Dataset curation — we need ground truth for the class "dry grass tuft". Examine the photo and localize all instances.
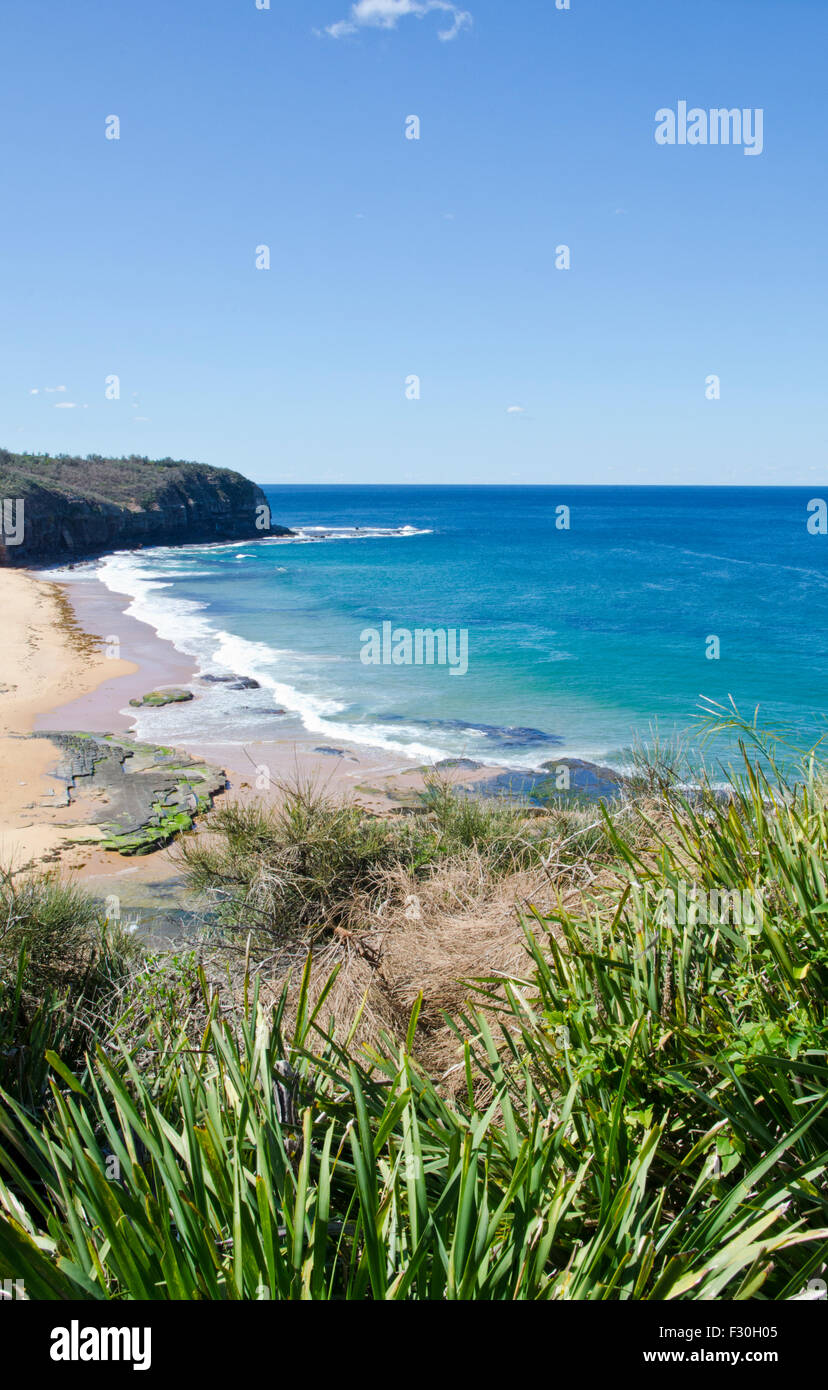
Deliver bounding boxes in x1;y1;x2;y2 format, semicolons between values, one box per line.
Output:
245;850;607;1094
181;777;644;1091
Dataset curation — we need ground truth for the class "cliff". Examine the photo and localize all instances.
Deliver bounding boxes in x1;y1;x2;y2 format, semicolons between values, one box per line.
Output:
0;451;291;566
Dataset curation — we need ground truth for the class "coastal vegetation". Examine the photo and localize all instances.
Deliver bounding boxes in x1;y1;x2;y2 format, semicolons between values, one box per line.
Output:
0;709;826;1299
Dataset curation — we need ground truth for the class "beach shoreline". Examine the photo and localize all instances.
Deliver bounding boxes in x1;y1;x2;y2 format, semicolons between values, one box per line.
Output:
0;564;425;937
0;568;140;871
48;568;438;806
0;565;432;893
0;560;625;940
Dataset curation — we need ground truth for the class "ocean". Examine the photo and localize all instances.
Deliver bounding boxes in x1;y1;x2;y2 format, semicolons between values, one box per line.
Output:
72;485;827;776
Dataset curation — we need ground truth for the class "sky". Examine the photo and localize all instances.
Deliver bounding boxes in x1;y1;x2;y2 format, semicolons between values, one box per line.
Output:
1;0;826;485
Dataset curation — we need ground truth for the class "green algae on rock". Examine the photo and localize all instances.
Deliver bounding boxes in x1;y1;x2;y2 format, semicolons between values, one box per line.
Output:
29;731;226;855
129;689;194;708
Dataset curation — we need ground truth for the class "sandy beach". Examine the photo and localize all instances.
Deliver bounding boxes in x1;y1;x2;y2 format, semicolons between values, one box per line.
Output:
0;566;429;907
0;570;139;869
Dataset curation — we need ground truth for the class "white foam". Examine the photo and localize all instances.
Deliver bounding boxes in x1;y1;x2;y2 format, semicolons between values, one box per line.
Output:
201;631;451;759
286;525;432;542
96;553;216;660
93;552;449;759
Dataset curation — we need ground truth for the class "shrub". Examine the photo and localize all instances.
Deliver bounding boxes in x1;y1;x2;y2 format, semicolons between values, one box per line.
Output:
0;870;137;1109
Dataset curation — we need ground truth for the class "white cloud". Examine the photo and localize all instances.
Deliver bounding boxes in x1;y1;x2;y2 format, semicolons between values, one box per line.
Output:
506;405;525;414
54;401;77;409
325;1;472;41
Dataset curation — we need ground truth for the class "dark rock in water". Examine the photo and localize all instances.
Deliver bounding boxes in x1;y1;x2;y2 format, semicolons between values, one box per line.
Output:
129;688;194;708
201;673;260;690
445;756;627;807
451;771;545;804
314;746;347;757
377;713;563;750
491;726;563;749
536;757;628;799
435;758;483;771
541;756;626;778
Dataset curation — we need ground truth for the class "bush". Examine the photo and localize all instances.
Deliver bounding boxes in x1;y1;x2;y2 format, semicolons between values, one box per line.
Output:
0;870;137;1109
179;777;561;943
178;783;415;942
0;932;824;1299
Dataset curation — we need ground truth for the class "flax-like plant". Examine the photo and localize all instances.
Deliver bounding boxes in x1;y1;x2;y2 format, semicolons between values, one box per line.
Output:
0;956;824;1298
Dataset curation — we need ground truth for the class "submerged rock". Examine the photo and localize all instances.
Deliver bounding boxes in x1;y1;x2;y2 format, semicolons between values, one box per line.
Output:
377;714;564;751
200;674;261;690
435;758;483;771
444;757;627;807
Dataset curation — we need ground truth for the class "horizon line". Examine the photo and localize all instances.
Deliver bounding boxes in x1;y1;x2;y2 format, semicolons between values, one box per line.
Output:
255;481;823;489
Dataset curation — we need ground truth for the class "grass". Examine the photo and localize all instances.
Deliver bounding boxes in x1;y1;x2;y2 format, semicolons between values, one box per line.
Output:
176;773;607;949
0;710;826;1299
178;784;411;942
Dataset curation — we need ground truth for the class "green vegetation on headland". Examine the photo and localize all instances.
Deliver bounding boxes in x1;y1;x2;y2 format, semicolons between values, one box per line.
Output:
0;708;826;1299
0;449;291;565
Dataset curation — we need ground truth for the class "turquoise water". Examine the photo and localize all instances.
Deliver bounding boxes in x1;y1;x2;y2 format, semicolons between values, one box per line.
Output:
87;486;828;773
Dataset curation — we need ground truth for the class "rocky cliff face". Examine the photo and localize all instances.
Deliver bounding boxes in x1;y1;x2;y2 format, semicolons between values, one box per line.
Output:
0;452;291;565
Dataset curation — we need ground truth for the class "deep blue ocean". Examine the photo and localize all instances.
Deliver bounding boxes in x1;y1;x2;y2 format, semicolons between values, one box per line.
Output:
82;486;828;775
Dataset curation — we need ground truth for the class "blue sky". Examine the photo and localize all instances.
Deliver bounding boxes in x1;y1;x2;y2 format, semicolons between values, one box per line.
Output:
1;0;826;485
